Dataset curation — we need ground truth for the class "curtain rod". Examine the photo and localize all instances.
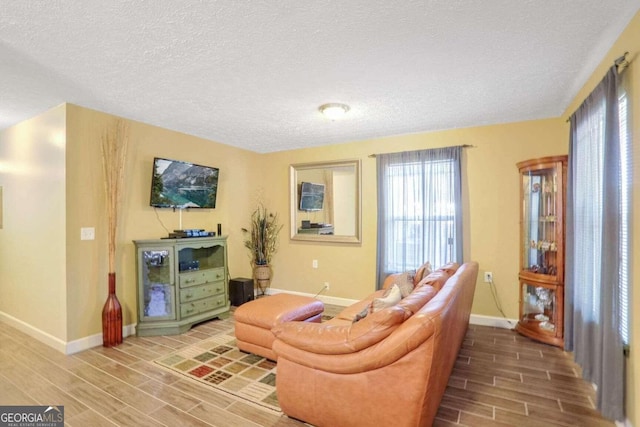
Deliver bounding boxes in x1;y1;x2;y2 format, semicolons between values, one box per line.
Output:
615;51;630;68
368;144;475;158
566;52;631;122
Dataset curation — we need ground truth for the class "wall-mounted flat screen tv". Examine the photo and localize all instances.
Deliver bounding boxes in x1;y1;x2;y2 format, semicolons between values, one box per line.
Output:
299;182;325;211
150;157;219;209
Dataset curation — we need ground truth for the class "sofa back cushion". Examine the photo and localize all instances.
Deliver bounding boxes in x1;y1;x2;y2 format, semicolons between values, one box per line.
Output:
397;284;437;315
438;262;460;276
272;305;410;355
417;269;451;291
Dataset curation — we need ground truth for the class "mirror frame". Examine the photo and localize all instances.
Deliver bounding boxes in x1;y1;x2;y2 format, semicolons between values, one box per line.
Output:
289;159;362;243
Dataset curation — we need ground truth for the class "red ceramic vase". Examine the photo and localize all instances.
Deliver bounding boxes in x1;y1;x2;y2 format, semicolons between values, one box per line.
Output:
102;272;123;347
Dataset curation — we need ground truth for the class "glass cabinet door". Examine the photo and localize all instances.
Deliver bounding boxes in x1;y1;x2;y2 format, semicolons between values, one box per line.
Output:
139;248;176;321
520;281;558;333
521;164;561;280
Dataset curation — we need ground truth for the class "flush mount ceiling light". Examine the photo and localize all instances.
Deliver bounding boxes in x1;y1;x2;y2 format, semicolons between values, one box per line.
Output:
318;103;350;120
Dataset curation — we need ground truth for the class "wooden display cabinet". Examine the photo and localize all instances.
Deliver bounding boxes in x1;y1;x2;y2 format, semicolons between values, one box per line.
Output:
516;156;567;347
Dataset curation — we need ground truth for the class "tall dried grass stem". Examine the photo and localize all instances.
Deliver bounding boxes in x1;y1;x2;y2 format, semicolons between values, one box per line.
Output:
100;120;130;273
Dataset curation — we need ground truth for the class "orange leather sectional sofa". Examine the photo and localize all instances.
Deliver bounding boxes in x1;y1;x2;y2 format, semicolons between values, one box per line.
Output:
272;261;479;427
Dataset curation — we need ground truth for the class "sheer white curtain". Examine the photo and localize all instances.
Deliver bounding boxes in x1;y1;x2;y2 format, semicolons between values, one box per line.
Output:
565;65;631;421
376;146;462;288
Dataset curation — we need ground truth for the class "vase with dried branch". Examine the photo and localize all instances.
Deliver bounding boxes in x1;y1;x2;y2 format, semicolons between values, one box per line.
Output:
101;120;129;347
241;205;283;296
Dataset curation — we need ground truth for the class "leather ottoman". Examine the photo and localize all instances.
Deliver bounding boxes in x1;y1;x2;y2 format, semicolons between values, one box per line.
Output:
234;293;324;360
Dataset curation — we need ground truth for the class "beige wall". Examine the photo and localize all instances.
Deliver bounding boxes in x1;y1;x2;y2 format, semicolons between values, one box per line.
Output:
562;10;639;426
261;118;567;308
0;104;67;341
64;104;259;341
0;103;260;345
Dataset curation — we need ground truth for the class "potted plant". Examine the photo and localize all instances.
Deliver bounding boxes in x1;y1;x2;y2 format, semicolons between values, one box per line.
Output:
242;204;283;296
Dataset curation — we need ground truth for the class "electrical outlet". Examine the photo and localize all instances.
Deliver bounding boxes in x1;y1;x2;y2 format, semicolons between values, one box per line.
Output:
484;272;493;283
324;282;330;290
312;259;318;269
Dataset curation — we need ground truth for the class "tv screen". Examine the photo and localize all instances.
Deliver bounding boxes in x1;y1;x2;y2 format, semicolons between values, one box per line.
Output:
299;182;325;211
150;157;219;208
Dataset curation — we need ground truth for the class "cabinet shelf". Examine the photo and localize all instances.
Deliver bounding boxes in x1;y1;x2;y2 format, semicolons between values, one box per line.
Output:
134;236;230;336
516;155;566;348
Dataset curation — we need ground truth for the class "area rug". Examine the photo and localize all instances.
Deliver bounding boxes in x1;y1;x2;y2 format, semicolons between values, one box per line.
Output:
155;332;281;412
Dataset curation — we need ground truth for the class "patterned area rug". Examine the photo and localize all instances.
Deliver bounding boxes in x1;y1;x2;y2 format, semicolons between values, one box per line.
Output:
155;333;281;412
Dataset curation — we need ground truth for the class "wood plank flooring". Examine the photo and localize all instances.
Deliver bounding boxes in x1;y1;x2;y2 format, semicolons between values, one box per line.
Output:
437;324;614;427
0;306;614;426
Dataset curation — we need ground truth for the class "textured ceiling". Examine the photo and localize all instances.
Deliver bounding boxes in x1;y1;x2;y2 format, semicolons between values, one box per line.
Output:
1;1;639;153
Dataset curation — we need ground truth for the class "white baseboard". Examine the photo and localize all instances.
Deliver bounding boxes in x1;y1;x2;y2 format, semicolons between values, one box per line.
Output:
65;324;137;355
0;310;136;355
469;314;517;330
0;311;67;353
266;287;357;307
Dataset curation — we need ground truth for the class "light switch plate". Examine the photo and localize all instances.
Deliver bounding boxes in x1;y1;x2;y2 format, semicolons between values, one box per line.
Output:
80;227;95;240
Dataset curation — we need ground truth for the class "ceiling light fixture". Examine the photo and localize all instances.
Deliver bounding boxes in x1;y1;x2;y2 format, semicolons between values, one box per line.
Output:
319;103;350;120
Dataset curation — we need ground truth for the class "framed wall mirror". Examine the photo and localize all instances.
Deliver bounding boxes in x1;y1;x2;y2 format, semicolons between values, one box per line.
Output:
290;159;362;243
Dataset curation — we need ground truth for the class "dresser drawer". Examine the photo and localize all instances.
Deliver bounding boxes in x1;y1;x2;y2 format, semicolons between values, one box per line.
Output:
179;282;225;302
180;294;227;318
179;268;224;288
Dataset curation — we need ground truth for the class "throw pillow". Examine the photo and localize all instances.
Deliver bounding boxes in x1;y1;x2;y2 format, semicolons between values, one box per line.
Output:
371;284;402;312
393;271;415;298
414;261;433;285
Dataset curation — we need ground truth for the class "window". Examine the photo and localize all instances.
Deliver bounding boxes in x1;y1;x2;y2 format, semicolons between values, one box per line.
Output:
376;146;462;287
565;65;631;421
618;87;631;345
